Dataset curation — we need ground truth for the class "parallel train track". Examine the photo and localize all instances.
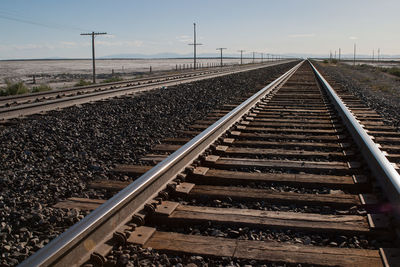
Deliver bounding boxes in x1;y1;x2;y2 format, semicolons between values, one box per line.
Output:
21;60;400;266
0;61;290;121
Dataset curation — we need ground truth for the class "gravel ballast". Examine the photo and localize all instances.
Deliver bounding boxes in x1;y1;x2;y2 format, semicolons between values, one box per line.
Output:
314;61;400;131
0;62;297;265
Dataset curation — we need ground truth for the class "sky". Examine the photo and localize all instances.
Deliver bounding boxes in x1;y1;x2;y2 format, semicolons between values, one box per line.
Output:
0;0;399;59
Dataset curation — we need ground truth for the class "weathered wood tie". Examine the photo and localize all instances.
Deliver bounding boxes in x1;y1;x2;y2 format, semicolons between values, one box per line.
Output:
138;230;392;267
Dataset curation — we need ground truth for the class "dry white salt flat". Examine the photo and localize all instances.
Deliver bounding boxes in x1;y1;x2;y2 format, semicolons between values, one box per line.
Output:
0;58;259;89
341;60;400;68
0;58;250;79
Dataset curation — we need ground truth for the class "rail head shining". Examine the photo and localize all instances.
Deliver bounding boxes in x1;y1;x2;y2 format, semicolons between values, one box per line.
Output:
20;62;303;266
309;60;400;220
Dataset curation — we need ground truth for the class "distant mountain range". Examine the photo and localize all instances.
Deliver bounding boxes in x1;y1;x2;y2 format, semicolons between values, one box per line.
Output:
101;52;192;59
2;52;400;61
100;52;252;59
100;52;400;60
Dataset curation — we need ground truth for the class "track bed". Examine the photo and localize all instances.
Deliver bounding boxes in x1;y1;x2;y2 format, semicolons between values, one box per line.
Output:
22;61;400;266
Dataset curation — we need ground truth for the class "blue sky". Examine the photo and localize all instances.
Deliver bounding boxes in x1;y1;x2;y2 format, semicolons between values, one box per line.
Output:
0;0;399;59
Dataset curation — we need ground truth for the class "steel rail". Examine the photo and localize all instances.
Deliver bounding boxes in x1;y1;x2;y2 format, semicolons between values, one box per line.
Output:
1;61;294;121
309;60;400;220
19;61;304;267
0;61;291;106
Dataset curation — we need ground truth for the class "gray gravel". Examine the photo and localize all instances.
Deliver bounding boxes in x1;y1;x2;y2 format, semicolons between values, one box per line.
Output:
314;61;400;131
105;244;306;267
0;62;297;266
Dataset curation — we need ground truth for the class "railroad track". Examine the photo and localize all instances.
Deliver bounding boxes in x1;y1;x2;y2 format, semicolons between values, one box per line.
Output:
0;68;219;107
21;60;400;266
0;61;291;121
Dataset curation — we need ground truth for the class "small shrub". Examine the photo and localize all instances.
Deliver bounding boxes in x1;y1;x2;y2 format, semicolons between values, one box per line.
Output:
32;84;52;93
323;59;338;64
102;77;123;83
74;79;92;87
0;80;29;96
386;67;400;77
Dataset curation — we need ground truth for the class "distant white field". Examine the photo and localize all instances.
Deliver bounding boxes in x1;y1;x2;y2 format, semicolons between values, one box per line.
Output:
0;58;255;79
341;60;400;68
0;57;269;89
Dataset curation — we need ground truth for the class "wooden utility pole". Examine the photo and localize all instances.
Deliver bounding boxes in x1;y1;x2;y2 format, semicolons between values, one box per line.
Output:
238;50;245;65
353;43;356;66
216;48;227;67
188;23;203;69
378;48;380;62
80;31;107;83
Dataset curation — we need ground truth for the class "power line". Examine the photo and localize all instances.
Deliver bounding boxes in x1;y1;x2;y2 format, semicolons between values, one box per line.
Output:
0;10;90;32
216;48;227;67
188;23;203;70
80;32;107;83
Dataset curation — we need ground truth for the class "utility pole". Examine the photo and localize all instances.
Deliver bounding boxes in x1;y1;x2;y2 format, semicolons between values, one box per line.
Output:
238;50;245;65
80;31;107;83
188;23;203;69
378;48;380;62
252;52;255;63
216;48;227;67
339;48;341;62
353;43;356;66
261;53;263;63
335;50;337;59
372;49;374;61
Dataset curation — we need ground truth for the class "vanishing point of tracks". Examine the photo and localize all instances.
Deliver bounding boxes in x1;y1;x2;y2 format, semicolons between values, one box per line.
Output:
0;62;288;121
21;60;400;266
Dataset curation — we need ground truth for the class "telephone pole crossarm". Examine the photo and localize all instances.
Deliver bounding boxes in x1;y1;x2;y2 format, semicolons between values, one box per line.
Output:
80;32;107;36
